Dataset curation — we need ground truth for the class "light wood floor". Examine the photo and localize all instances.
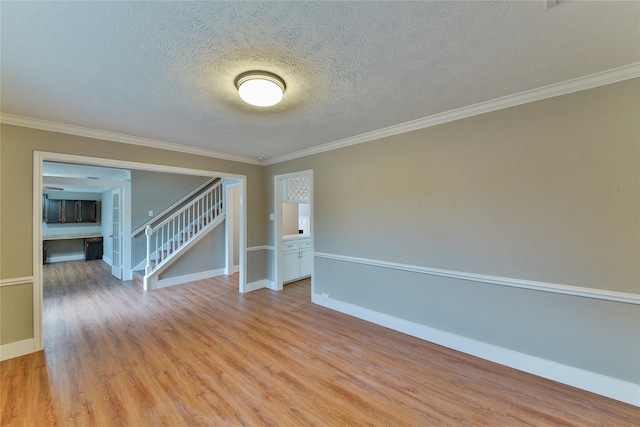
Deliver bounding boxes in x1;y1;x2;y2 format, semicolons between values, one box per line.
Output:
1;261;638;426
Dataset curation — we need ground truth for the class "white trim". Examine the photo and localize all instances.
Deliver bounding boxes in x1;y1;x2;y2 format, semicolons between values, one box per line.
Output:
35;152;247;181
315;252;640;305
131;259;146;273
101;255;113;267
1;113;261;165
266;63;640;164
156;268;225;289
0;339;36;362
312;293;640;406
46;254;86;263
237;178;248;293
0;276;33;287
247;245;274;252
224;184;234;276
243;279;273;293
33;155;44;351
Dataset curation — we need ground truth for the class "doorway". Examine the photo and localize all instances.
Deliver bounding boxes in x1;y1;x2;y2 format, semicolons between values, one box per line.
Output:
273;170;314;292
225;180;240;276
110;188;123;279
33;151;248;352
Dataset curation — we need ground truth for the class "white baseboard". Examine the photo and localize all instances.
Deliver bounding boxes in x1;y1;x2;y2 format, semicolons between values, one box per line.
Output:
157;268;225;289
131;259;146;272
266;279;279;291
101;255;113;266
243;279;273;293
0;338;36;361
224;265;240;275
46;254;85;263
312;293;640;407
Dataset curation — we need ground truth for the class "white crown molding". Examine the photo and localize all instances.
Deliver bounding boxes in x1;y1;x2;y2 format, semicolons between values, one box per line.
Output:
266;62;640;165
2;63;638;166
0;114;262;165
315;252;640;305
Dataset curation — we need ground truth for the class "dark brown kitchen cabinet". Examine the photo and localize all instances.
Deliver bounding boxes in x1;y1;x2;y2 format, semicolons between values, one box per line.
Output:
84;237;103;260
44;198;63;223
44;196;98;223
64;200;79;223
79;200;98;223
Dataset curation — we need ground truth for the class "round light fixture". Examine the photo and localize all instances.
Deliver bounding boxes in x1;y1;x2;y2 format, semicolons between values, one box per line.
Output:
235;71;286;107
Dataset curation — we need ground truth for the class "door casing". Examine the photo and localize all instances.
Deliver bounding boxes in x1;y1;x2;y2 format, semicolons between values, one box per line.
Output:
273;169;314;292
33;151;247;351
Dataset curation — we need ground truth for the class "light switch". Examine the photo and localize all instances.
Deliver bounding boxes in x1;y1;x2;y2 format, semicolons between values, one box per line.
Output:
148;210;154;217
269;213;275;220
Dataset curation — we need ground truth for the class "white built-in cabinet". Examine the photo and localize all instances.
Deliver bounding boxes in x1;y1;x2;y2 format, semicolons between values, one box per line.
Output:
283;237;312;283
281;173;312;286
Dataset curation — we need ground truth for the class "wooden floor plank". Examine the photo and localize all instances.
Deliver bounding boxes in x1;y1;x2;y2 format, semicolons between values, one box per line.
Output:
1;260;638;426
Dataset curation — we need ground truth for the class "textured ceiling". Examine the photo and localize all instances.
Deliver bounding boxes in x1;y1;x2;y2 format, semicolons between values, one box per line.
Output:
1;1;639;161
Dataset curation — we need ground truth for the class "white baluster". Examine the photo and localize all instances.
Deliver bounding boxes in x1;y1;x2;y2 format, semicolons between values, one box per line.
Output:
145;225;153;275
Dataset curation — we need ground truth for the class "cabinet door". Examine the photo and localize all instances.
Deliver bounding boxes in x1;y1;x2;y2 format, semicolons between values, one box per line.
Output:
45;199;63;223
85;237;103;260
282;251;300;282
299;249;312;278
64;200;79;223
79;201;97;223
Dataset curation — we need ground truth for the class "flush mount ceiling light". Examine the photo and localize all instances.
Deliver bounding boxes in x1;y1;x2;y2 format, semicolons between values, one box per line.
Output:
235;71;286;107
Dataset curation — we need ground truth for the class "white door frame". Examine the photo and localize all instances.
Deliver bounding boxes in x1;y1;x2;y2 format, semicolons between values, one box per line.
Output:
273;169;313;292
224;181;240;275
111;188;124;279
33;151;248;351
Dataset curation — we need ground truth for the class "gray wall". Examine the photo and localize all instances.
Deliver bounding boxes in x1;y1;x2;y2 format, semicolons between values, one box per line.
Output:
130;170;211;231
282;202;299;235
159;222;226;280
265;78;640;383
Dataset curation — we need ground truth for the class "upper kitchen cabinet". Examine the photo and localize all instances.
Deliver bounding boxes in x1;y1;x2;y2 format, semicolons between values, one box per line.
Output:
44;196;98;223
79;200;98;223
283;175;310;203
44;198;63;223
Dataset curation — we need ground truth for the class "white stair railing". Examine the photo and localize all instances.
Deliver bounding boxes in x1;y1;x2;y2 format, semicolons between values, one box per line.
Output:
145;180;223;279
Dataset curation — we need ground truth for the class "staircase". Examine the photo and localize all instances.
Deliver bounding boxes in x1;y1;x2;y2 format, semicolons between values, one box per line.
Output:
143;180;224;290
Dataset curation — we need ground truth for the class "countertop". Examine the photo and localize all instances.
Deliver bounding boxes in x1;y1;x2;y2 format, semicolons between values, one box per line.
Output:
43;233;103;241
283;233;311;241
